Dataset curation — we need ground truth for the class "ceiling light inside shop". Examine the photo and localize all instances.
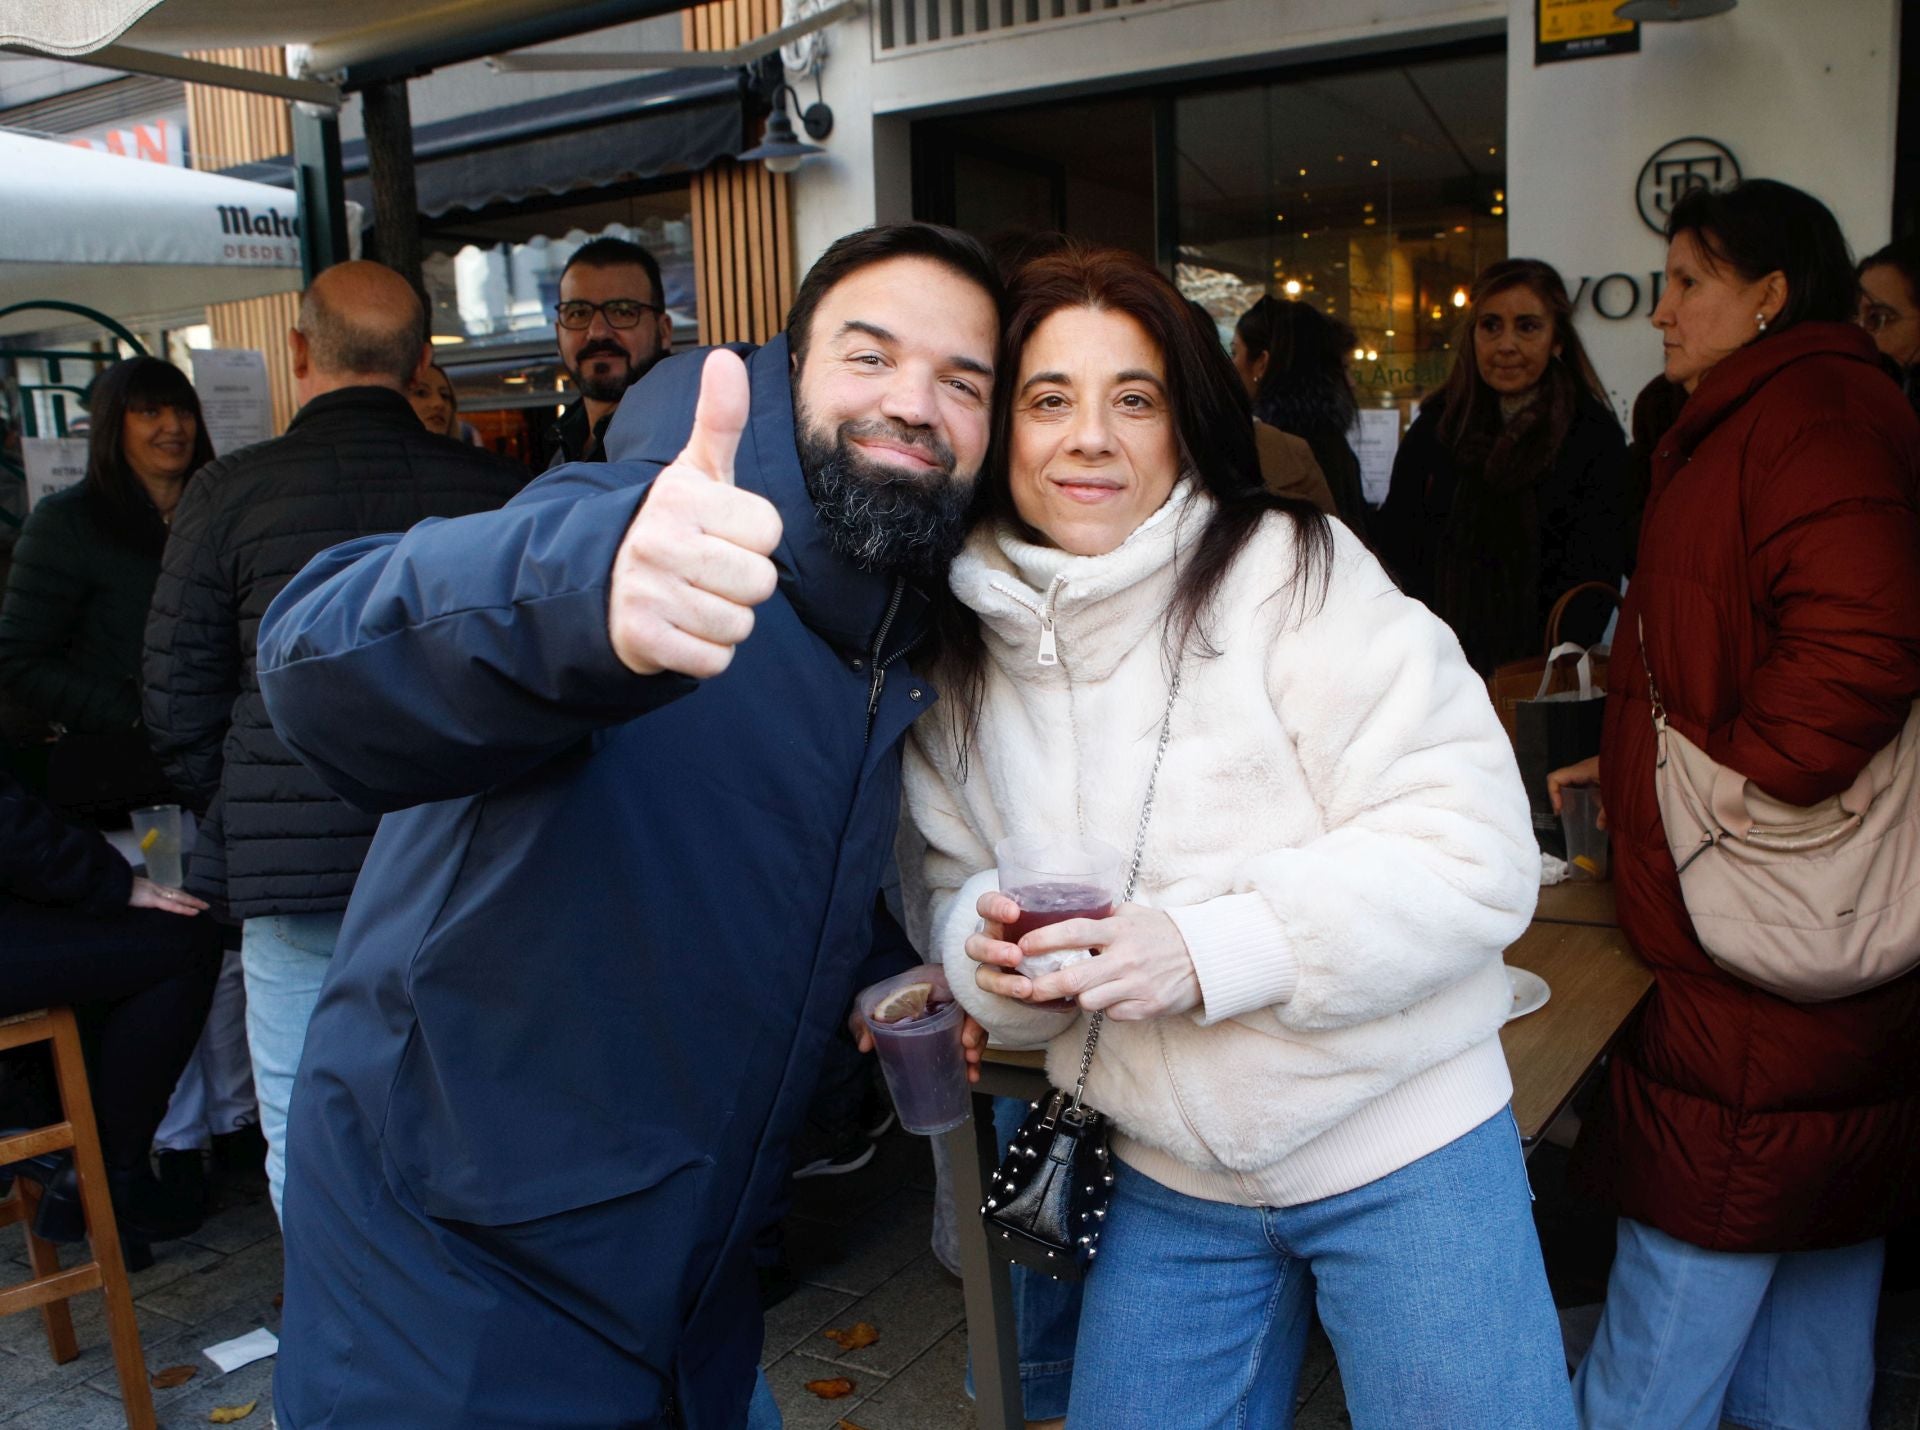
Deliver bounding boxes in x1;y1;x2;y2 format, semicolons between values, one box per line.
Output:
1491;205;1505;216
430;335;462;346
1489;146;1498;155
1283;280;1303;296
1299;167;1307;176
1364;218;1376;226
1495;191;1505;202
1432;307;1445;320
504;374;529;385
1370;159;1380;167
1353;347;1366;361
1452;289;1470;308
1454;224;1468;234
1363;203;1374;213
1365;349;1379;360
1384;329;1396;338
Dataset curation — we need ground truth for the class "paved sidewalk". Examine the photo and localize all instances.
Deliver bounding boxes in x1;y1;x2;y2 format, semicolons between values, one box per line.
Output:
3;1129;1917;1427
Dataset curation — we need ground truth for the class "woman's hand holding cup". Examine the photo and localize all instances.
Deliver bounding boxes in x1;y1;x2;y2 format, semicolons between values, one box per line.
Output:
967;889;1201;1022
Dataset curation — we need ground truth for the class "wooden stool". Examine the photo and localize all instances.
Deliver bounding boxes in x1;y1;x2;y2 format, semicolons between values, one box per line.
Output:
0;1007;156;1429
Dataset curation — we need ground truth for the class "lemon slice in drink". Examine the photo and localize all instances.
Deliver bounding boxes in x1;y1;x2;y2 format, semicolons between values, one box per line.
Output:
870;982;936;1024
140;827;161;853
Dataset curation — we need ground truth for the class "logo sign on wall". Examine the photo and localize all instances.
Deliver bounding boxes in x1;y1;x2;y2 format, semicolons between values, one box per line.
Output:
1637;138;1741;235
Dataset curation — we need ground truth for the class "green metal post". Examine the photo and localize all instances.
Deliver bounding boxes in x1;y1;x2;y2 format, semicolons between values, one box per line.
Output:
293;103;349;284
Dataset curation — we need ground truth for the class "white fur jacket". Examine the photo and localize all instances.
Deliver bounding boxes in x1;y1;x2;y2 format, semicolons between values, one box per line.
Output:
900;484;1540;1206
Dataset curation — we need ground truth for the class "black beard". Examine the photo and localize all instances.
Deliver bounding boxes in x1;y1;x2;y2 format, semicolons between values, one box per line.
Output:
794;406;976;583
570;343;658;404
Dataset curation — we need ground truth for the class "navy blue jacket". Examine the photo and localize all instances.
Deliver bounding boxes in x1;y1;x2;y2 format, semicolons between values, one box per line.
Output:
257;336;933;1428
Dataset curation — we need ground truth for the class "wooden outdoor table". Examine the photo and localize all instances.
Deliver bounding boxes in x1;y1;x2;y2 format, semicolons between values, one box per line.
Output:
942;890;1653;1430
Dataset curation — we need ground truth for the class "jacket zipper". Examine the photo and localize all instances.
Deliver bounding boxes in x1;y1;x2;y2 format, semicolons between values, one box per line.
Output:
863;577;907;745
988;574;1069;666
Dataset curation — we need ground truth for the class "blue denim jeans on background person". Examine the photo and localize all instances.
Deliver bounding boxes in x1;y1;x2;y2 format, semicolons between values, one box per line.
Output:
1065;1108;1575;1430
961;1094;1084;1420
240;911;342;1218
1573;1217;1884;1430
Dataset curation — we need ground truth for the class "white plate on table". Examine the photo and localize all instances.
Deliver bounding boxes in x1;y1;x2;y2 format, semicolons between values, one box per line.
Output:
1505;967;1550;1022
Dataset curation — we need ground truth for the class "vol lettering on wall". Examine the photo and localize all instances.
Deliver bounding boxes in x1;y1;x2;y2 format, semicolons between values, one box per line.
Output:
1536;0;1639;64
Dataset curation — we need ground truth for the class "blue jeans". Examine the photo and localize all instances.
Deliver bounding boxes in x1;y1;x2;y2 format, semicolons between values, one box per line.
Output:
241;911;342;1218
1573;1218;1883;1430
1067;1109;1575;1429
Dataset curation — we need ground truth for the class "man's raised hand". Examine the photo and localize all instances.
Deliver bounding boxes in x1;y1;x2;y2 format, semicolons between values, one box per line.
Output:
610;349;783;678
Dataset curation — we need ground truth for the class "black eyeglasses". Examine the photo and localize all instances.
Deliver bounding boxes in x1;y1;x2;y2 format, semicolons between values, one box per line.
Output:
554;299;663;330
1859;301;1917;335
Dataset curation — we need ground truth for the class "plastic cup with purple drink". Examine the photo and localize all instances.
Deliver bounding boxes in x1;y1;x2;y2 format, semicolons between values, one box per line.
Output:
856;964;970;1135
994;833;1125;981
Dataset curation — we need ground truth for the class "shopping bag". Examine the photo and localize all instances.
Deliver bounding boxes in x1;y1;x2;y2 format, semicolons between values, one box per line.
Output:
1513;644;1607;859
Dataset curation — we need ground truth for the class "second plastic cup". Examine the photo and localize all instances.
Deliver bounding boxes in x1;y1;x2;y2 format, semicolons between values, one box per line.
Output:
1560;785;1610;880
132;803;184;887
857;964;969;1136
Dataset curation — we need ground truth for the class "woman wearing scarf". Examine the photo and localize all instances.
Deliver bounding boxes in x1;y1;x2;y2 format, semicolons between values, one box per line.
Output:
1374;259;1628;674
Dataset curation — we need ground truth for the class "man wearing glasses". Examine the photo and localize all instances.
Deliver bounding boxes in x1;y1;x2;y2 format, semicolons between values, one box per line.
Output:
544;236;674;470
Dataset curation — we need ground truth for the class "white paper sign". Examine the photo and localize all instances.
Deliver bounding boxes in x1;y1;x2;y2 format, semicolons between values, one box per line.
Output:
1352;408;1403;509
190;348;274;456
21;437;89;510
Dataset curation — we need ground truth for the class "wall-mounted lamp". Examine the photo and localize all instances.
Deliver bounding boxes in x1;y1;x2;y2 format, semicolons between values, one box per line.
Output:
741;72;832;174
1614;0;1735;18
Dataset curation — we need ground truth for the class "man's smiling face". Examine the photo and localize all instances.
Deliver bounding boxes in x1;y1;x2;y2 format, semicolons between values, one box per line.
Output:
791;255;999;578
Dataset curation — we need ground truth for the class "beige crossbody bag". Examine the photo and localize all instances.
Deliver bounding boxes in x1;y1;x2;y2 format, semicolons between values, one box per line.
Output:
1644;619;1920;1001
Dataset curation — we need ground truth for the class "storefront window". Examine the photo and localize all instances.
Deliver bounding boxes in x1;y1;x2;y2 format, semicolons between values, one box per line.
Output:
1174;52;1507;426
420;185;696;408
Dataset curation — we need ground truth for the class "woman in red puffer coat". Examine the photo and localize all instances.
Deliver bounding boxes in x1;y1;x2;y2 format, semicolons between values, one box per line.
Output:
1551;179;1920;1430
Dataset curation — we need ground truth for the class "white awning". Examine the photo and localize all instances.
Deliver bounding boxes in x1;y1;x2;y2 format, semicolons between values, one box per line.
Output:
0;130;303;336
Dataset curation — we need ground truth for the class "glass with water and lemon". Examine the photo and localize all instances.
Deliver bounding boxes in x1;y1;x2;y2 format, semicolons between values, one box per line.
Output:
856;964;969;1135
131;804;184;887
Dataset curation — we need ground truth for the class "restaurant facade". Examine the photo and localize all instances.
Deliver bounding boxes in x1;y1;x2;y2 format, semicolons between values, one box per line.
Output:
790;0;1908;425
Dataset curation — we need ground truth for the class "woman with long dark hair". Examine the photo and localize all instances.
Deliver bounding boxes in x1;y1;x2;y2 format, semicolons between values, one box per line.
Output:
0;357;211;739
1232;295;1369;529
1553;178;1920;1430
1374;258;1627;674
904;244;1571;1427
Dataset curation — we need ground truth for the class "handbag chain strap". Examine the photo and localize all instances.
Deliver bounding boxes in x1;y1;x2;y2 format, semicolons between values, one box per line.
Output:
1069;663;1182;1115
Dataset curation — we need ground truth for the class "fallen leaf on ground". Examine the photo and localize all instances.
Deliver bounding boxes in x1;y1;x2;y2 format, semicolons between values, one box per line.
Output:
150;1365;197;1389
209;1403;258;1424
835;1420;870;1430
272;1292;284;1311
804;1377;857;1399
822;1321;879;1351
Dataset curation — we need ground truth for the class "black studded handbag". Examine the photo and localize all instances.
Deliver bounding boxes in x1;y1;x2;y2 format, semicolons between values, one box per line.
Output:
979;668;1180;1281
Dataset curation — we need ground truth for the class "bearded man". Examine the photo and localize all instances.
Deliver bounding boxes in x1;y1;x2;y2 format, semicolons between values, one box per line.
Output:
257;224;1001;1430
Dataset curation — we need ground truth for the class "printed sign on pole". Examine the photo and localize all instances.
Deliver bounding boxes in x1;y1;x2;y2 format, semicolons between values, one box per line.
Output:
191;348;275;455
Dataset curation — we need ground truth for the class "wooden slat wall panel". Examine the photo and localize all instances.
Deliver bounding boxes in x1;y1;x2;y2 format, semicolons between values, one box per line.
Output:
682;0;795;345
185;48;298;431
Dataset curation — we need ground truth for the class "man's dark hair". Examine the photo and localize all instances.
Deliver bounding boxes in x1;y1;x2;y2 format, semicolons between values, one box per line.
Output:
1666;178;1858;332
559;236;665;306
297;279;425;387
784;223;1005;370
1859;233;1920;308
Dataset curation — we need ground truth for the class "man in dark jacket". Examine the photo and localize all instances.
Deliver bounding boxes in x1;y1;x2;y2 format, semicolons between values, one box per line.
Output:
258;224;1000;1429
540;236;674;470
141;260;526;1217
0;772;220;1245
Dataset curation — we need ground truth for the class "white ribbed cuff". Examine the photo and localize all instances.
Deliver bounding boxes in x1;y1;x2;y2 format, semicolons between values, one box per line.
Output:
1167;892;1298;1024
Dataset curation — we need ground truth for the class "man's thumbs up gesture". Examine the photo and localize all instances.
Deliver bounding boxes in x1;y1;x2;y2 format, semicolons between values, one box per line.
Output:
610;350;784;678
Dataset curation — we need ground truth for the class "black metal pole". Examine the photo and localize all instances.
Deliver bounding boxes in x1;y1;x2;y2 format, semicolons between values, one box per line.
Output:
292;103;349;285
360;78;425;300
